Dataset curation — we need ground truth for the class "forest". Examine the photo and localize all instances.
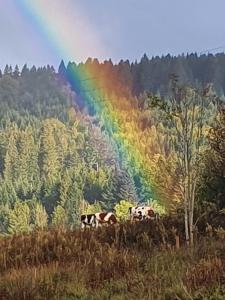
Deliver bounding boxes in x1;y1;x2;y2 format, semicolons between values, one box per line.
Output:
0;53;225;299
0;53;224;235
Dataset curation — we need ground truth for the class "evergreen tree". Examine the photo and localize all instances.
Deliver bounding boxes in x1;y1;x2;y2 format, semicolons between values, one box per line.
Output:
4;64;10;76
13;65;20;78
16;128;40;199
3;133;19;182
8;201;30;234
39;119;61;184
58;60;67;79
52;205;67;227
84;167;108;204
21;64;29;77
31;201;48;229
102;168;138;209
0;181;18;206
0;204;10;233
59;169;84;225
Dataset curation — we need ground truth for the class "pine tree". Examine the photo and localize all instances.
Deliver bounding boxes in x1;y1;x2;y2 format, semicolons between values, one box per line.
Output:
31;200;48;229
21;64;29;77
0;181;18;206
102;168;138;209
59;169;84;226
3;133;19;182
84;167;108;204
58;60;67;79
8;201;30;234
39;119;61;184
52;205;67;227
4;64;10;76
16;128;40;199
13;65;20;78
0;204;10;233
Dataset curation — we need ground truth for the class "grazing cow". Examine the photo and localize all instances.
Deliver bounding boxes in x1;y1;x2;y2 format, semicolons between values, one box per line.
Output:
80;214;98;229
128;206;158;221
128;207;137;219
145;208;158;220
95;212;117;226
128;206;149;220
81;212;117;228
128;206;143;220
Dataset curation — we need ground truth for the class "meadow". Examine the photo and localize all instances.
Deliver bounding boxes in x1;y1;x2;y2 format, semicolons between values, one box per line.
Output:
0;215;225;300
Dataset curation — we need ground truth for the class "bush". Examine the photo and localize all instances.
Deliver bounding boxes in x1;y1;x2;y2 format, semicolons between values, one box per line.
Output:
114;200;133;221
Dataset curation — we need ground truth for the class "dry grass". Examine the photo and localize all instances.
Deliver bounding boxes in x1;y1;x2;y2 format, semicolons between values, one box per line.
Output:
0;217;225;299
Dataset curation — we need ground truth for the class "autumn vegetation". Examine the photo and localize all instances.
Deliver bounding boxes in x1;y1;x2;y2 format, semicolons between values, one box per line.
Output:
0;214;225;299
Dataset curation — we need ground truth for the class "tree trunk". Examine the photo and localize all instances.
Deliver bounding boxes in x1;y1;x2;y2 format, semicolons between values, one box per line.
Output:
189;210;193;246
184;186;190;244
189;177;197;246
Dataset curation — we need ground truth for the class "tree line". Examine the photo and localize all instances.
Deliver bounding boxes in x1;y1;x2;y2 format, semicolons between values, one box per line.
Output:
0;57;224;238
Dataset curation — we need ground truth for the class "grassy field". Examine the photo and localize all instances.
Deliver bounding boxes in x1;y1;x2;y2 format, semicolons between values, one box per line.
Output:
0;217;225;300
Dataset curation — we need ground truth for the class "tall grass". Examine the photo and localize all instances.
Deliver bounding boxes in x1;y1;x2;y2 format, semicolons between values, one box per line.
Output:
0;217;225;299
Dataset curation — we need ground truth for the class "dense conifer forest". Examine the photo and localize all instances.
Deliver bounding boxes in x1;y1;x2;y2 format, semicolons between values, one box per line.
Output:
0;53;225;234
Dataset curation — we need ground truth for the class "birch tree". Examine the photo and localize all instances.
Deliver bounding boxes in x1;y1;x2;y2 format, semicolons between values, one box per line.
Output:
149;77;218;245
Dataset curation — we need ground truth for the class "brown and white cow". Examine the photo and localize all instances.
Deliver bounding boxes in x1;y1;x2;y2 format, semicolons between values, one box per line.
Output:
128;206;158;221
80;214;98;228
95;212;117;226
81;212;117;228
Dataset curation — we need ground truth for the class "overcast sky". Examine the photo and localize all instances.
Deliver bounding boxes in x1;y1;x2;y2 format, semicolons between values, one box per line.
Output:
1;0;225;69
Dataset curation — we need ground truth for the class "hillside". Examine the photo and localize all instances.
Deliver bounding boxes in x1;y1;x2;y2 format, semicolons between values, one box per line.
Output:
0;58;225;235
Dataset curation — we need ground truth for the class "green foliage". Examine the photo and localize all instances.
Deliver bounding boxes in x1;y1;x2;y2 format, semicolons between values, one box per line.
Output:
0;204;10;233
84;202;102;214
59;169;84;225
148;199;166;215
103;169;138;209
8;201;30;234
52;205;67;227
3;132;18;181
0;59;223;235
114;200;133;221
84;168;108;204
31;201;48;229
40;119;61;184
197;108;225;209
0;180;18;206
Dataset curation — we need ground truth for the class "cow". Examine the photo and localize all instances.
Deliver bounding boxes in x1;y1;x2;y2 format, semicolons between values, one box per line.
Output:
80;214;98;229
95;212;117;226
128;206;143;220
128;206;158;221
81;212;117;228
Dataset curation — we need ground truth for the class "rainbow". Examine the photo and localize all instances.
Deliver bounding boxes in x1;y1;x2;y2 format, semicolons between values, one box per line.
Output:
17;0;154;202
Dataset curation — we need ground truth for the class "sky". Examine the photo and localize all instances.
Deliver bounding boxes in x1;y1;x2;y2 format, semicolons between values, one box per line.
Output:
1;0;225;69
